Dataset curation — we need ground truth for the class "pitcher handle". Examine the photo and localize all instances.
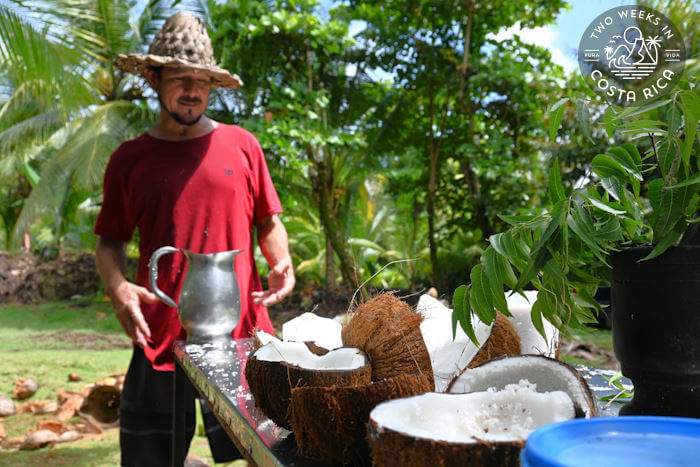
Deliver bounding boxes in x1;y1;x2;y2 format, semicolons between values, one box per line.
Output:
148;246;180;309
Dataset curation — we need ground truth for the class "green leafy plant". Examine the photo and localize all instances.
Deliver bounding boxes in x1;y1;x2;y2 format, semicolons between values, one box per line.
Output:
454;71;700;344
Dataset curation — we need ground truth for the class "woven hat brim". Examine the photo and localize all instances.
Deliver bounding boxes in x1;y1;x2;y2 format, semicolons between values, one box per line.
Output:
114;53;243;89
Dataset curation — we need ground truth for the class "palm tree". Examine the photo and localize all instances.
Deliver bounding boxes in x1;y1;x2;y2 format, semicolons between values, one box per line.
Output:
0;0;208;250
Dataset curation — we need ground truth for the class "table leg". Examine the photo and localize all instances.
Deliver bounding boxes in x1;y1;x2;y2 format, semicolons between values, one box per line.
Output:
173;362;187;467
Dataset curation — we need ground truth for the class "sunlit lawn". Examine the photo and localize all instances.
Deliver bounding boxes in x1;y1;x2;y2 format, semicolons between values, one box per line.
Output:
0;300;224;465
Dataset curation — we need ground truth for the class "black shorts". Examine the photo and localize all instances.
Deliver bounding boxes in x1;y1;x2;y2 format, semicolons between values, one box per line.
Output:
119;346;241;466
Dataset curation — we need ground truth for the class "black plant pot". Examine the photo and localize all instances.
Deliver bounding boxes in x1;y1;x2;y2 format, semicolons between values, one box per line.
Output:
611;246;700;418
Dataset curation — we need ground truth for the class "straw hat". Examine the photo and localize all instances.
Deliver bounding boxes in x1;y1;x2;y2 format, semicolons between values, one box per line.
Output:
113;12;242;88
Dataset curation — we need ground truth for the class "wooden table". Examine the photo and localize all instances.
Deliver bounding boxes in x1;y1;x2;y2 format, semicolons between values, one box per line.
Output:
172;338;630;467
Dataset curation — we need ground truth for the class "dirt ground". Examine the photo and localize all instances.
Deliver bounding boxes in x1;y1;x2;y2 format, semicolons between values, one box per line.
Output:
0;251;617;367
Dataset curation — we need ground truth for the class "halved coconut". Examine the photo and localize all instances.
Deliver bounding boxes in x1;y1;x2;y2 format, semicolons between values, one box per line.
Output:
342;293;435;389
245;341;371;429
289;372;432;464
447;354;599;417
368;381;575;467
417;295;521;391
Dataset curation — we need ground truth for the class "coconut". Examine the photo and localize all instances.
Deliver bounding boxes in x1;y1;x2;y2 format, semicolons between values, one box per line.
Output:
417;295;521;391
447;354;599;417
283;312;344;350
245;341;371;430
342;293;434;389
289;372;432;464
368;381;575;467
13;378;38;400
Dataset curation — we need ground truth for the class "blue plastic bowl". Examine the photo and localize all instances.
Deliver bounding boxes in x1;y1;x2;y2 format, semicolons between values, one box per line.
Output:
521;416;700;467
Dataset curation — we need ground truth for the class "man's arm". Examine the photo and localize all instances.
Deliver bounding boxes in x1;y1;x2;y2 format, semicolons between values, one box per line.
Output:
252;214;295;306
95;236;157;348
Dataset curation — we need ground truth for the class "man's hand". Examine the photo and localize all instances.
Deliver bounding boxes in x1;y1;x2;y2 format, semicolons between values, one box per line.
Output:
108;281;159;349
252;256;295;307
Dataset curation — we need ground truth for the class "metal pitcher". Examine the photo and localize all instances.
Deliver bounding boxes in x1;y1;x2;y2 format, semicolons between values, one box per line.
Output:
149;247;242;344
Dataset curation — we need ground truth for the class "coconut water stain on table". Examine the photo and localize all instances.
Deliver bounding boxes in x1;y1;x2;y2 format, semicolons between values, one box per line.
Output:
172;339;631;466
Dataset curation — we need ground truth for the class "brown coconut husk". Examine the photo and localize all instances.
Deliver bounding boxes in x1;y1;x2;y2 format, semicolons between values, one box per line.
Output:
367;421;524;467
245;352;371;430
342;293;434;389
79;385;121;424
289;372;432;464
467;312;521;369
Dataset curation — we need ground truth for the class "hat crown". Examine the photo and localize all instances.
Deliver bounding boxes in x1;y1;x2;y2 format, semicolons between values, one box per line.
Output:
148;12;216;67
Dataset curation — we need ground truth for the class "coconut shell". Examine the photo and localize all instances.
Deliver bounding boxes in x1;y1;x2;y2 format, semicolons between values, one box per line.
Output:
0;395;16;416
467;312;521;369
245;353;371;430
13;378;38;400
368;422;524;467
289;373;432;464
342;293;434;389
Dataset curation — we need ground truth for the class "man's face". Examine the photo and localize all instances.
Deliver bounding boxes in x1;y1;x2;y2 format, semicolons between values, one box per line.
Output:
148;67;212;126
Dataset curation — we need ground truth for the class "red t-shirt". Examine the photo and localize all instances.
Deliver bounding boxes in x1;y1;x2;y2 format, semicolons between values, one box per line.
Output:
95;123;281;370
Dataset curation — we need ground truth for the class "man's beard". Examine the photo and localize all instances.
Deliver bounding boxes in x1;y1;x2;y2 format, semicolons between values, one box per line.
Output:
159;96;204;126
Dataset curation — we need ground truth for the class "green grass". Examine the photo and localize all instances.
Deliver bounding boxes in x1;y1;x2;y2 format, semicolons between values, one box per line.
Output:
0;299;226;465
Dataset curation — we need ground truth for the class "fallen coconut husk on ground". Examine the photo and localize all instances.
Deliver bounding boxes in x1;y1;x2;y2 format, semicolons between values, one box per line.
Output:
368;381;575;467
79;385;121;425
0;395;16;416
342;293;434;389
289;372;432;464
19;429;59;450
447;355;599;418
12;378;38;400
56;389;85;421
245;341;371;429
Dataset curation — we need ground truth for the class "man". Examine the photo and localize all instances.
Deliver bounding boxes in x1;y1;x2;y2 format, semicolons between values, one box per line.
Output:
94;12;295;466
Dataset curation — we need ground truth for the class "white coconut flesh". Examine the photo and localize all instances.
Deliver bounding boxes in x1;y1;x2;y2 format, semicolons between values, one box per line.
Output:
370;381;574;443
282;312;343;350
254;341;366;370
254;329;281;346
417;294;493;392
505;291;559;357
448;355;596;417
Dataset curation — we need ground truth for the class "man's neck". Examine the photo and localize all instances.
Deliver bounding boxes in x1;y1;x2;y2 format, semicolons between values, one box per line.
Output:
148;113;218;141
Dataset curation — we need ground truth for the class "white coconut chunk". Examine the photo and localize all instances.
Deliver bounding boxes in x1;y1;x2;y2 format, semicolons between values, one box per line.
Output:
448;355;597;417
283;312;343;350
505;291;559;357
254;341;366;370
254;329;281;346
417;294;492;392
371;381;574;443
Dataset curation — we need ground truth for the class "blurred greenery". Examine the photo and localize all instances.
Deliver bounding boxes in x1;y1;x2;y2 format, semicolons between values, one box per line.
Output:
0;0;696;296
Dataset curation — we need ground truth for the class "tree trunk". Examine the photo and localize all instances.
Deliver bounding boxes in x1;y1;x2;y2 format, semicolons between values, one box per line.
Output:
325;235;335;286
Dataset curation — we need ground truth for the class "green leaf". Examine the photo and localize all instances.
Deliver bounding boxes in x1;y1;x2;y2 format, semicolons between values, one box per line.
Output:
604;105;618;138
452;284;469;339
530;296;548;339
608;146;642;181
548;98;568;142
481;248;508;314
643;221;686;261
657;137;677;178
679;91;699;167
669;173;700;190
579;193;627;215
470;264;496;325
576;98;593;142
548;159;566;204
592;154;629;181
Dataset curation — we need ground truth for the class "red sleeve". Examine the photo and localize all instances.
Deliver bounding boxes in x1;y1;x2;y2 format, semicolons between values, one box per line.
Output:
250;136;283;226
94;148;135;242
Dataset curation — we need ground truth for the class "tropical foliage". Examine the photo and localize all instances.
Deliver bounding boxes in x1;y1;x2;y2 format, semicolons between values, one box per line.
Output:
1;0;693;295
